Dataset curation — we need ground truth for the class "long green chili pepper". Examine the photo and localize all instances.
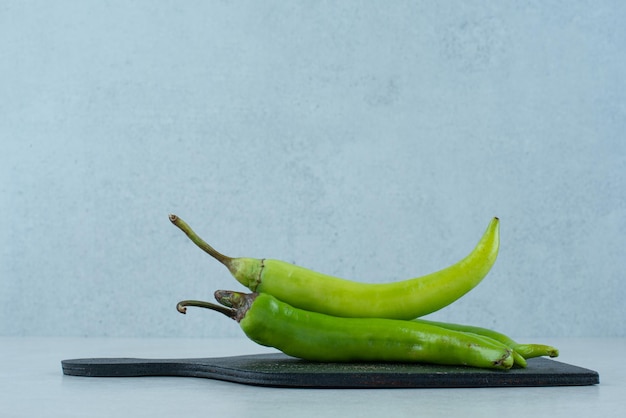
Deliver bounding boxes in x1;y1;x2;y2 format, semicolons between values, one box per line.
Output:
177;290;516;370
170;215;500;320
413;318;559;359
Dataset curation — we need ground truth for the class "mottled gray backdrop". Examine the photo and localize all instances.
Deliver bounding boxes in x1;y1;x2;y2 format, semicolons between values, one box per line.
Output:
2;1;624;338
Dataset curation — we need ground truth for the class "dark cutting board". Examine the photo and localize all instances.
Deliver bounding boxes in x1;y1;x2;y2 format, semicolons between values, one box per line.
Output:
61;353;599;388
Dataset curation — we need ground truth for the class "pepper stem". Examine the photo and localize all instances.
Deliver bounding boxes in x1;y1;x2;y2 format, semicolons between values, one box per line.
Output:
169;214;233;266
176;300;236;319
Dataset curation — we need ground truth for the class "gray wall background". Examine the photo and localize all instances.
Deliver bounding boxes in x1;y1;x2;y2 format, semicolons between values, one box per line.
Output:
1;1;624;338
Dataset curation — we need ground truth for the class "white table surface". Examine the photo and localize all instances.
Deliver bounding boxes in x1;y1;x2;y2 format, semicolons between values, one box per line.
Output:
1;337;622;418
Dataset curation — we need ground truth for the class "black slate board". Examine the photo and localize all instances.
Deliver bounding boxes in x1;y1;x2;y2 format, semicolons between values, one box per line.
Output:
61;353;599;388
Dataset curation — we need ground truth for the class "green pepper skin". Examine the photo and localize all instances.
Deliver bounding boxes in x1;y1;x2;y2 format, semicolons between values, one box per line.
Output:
170;215;499;320
414;319;559;359
212;291;514;370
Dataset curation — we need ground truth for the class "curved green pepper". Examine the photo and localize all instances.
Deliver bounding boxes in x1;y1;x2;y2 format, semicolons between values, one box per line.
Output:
177;290;516;370
170;215;499;320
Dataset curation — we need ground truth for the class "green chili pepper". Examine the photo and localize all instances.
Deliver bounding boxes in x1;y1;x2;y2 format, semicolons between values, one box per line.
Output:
413;319;559;359
170;215;500;320
177;290;515;370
